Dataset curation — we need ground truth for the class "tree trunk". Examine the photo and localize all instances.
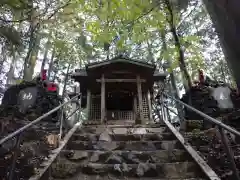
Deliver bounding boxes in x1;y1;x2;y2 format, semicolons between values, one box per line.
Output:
52;72;57;82
41;39;51;72
147;40;155;64
62;63;71;96
23;2;40;81
23;36;40;81
6;19;23;83
160;29;184;121
202;0;240;90
47;47;55;79
0;45;7;74
165;0;192;91
6;49;17;87
160;30;180;98
220;60;226;83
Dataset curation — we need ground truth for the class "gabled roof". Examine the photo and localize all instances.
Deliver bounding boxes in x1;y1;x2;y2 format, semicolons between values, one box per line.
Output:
86;55;156;70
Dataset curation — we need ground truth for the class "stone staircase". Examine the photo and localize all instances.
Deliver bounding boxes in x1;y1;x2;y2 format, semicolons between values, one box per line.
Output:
48;120;211;180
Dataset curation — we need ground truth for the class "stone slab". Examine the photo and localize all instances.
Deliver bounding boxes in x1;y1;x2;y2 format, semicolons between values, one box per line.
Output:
60;149;192;163
51;162;203;179
67;140;182;151
71;132;175;141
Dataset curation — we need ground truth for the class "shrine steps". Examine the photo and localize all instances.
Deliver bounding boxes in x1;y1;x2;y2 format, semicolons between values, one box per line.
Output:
47;121;215;180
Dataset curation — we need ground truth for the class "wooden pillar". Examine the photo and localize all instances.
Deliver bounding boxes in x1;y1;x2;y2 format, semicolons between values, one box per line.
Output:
137;75;144;123
74;83;80;121
147;90;152;121
86;89;91;120
101;74;105;123
133;96;138;124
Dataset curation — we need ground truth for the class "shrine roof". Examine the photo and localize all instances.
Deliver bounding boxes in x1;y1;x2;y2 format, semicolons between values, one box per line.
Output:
71;56;167;87
85;56;156;70
72;56;157;77
71;56;167;94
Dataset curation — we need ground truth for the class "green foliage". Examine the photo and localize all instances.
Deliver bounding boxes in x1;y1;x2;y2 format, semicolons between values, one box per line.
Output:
0;0;234;98
0;0;30;10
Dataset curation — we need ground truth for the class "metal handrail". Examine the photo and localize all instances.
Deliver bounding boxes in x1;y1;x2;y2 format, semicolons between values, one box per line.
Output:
163;92;240;137
0;92;82;180
160;92;240;180
0;93;81;145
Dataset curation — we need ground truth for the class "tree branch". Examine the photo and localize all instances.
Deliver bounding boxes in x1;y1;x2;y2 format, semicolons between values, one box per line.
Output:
0;0;72;23
126;4;158;28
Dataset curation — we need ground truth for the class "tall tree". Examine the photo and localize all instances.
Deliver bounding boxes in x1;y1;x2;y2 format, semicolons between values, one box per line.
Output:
160;29;184;119
165;0;192;91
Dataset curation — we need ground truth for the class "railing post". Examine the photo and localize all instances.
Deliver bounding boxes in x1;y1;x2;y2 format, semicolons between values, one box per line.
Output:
160;93;167;124
59;103;64;142
218;126;240;180
137;75;144;123
100;74;105;124
147;90;152;121
77;93;81;122
8;134;21;180
74;85;81;122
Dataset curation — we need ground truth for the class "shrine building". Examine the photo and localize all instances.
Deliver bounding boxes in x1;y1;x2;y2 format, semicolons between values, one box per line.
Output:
71;56;166;124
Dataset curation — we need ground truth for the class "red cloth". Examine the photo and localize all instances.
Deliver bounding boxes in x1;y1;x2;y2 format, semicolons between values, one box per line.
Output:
47;83;57;91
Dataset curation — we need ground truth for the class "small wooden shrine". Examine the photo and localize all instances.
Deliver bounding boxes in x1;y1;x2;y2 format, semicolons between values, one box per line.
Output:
71;56;166;124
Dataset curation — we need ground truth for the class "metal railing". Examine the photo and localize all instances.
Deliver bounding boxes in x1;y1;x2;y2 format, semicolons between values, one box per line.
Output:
156;92;240;180
0;92;82;180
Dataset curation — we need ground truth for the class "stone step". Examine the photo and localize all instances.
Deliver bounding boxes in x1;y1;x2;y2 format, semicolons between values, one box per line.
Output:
53;175;206;180
67;140;182;151
51;161;204;179
185;120;204;124
184;131;206;136
61;149;192;163
78;127;169;134
83;120;160;126
184;120;204;131
184;131;238;147
82;124;166;128
192;144;240;153
83;120;136;126
71;132;175;141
